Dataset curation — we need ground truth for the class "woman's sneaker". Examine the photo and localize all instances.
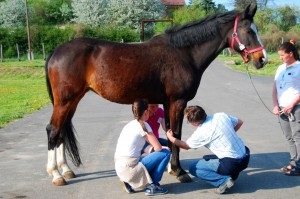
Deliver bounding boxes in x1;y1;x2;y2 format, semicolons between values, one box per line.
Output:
121;181;135;194
145;184;168;196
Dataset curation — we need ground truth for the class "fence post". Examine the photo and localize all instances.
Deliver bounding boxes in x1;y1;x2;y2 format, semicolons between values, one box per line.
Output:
16;44;20;61
0;44;2;62
42;43;46;60
27;50;34;60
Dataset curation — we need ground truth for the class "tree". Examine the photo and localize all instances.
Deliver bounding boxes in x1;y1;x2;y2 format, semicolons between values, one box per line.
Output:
0;0;26;28
274;6;297;31
234;0;255;11
154;4;206;35
254;7;274;33
107;0;165;30
234;0;269;10
45;0;73;24
30;0;73;25
72;0;108;26
199;0;216;14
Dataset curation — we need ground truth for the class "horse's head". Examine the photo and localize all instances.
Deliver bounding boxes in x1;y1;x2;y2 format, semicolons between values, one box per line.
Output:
230;3;268;69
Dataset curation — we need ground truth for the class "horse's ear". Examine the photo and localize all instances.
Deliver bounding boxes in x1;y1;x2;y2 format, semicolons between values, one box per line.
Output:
243;2;257;19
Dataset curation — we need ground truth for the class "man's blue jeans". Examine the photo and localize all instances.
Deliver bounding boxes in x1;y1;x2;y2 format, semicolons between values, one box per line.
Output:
140;148;170;185
189;158;231;187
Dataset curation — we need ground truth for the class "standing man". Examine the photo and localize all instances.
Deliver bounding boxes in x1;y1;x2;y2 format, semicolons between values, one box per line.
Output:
166;105;250;194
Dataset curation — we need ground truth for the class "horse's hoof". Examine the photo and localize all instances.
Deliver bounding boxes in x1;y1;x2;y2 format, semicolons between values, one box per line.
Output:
177;173;192;183
63;171;76;179
52;177;67;186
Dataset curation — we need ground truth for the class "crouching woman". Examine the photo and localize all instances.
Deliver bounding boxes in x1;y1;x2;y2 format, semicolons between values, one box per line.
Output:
114;99;170;196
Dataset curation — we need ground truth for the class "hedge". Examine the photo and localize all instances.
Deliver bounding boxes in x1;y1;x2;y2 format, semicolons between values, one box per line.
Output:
0;25;140;60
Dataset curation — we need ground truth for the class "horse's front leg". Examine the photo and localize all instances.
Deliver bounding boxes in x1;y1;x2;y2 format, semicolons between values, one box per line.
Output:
168;100;192;183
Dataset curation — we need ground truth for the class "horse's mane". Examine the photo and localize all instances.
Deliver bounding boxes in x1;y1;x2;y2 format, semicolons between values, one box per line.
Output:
165;11;238;47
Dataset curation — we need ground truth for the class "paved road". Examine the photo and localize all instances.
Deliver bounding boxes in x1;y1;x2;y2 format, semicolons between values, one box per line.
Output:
1;60;299;199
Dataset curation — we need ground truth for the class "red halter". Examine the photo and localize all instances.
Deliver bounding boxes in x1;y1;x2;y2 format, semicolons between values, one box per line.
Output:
230;16;264;63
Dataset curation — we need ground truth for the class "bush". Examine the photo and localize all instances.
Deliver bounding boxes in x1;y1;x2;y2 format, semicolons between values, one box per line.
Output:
83;25;139;42
30;25;76;54
0;25;140;59
4;46;16;58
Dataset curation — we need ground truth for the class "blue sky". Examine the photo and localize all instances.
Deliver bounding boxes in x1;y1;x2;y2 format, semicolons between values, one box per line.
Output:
185;0;299;10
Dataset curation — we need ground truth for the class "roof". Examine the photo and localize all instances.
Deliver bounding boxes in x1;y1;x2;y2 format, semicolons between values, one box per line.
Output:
161;0;186;6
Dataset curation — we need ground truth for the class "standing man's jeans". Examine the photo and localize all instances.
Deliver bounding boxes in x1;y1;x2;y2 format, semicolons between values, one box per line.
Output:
140;149;170;185
189;158;231;187
279;105;300;168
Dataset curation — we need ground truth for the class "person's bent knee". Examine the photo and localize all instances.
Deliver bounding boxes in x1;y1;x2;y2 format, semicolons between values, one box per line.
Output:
189;161;197;176
161;148;171;156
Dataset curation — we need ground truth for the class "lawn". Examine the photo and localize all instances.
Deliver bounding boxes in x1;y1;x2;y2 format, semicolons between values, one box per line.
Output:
217;52;280;77
0;59;50;128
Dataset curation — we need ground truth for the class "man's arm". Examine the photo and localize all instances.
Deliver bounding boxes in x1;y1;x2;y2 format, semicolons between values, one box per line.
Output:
166;129;191;150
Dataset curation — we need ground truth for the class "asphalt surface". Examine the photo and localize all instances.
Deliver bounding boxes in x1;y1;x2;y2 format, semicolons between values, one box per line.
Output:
1;60;300;199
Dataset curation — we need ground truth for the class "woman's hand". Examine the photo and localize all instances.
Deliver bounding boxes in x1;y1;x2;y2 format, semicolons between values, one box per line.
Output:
273;105;280;115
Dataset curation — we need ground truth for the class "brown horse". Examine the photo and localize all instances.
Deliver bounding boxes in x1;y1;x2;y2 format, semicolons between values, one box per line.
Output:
45;3;267;186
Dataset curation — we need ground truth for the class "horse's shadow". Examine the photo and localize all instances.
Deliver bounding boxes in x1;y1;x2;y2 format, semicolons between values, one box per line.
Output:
166;152;300;194
66;169;117;185
65;152;300;194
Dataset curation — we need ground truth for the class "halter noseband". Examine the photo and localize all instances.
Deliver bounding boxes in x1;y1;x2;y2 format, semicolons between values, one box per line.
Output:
230;16;264;63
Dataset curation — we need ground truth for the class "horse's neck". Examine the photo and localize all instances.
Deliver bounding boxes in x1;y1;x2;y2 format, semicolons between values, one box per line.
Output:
191;37;228;72
192;20;234;70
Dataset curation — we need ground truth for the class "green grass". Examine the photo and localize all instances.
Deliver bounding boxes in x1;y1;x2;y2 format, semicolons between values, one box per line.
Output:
217;52;281;77
0;52;281;128
0;59;50;128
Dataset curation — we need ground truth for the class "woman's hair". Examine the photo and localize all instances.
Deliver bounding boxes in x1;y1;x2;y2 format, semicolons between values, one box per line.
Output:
132;99;149;132
184;106;207;124
278;41;300;61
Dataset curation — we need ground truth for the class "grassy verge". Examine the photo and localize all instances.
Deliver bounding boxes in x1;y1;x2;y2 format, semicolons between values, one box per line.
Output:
0;52;281;128
0;59;50;128
217;52;281;77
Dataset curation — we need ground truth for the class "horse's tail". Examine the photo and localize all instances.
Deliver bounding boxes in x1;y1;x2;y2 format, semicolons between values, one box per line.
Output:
45;50;82;167
45;51;54;105
62;116;82;167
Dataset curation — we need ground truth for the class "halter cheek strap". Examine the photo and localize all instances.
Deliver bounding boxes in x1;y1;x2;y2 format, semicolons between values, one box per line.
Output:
230;16;264;63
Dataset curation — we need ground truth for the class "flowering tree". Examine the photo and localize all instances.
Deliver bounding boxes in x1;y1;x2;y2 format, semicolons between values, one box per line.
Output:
107;0;165;30
72;0;108;26
0;0;26;27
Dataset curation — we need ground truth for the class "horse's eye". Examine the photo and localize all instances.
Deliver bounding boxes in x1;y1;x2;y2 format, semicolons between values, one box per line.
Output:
247;29;255;35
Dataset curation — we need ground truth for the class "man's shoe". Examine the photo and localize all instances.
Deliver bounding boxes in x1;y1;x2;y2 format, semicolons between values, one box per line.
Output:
215;178;234;194
121;181;135;194
145;184;168;196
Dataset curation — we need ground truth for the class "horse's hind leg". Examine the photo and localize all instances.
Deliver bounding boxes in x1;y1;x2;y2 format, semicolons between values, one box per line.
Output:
56;142;76;179
46;143;75;185
47;92;85;186
46;104;69;186
47;146;67;186
46;98;82;186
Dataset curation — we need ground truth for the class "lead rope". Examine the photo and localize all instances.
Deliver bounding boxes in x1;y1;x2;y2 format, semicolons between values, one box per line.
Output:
244;63;274;114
